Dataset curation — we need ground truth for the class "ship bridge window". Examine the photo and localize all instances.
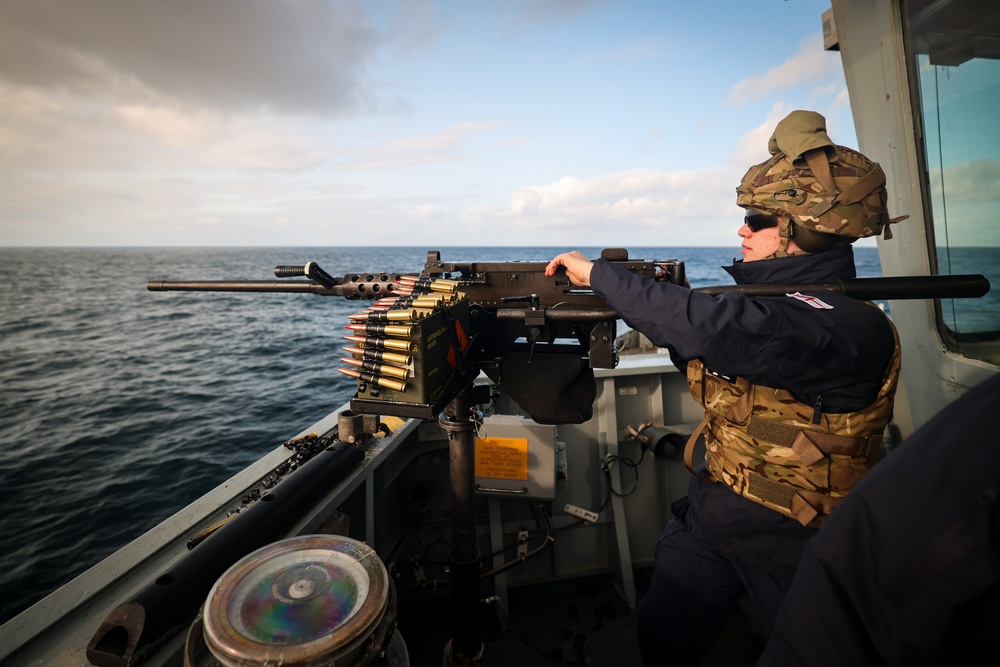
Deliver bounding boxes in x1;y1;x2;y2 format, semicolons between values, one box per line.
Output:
904;0;1000;361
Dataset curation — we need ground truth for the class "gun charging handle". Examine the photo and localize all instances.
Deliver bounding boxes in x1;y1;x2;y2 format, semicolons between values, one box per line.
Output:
274;261;337;289
659;260;686;286
500;294;541;309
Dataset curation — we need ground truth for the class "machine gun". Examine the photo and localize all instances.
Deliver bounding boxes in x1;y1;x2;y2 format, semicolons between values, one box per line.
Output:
148;249;687;424
147;248;990;426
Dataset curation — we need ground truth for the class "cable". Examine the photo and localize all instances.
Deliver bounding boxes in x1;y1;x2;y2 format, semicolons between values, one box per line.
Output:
601;442;646;498
551;439;649;537
392;500;557;591
481;501;554;577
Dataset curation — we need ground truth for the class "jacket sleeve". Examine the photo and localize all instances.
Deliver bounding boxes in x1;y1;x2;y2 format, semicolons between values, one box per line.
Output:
589;259;783;375
588;259;893;409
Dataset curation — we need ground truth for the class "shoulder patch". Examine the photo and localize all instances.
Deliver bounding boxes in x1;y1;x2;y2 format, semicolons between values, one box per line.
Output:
786;292;833;309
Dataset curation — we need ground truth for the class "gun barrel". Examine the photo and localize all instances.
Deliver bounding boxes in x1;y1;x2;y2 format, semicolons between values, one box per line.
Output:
694;274;990;300
495;307;618;322
146;280;341;295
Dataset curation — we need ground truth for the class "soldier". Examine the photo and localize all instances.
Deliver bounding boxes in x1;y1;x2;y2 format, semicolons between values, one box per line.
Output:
546;110;903;665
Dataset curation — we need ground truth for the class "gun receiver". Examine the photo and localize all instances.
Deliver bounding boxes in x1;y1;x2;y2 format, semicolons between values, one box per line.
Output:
146;249;988;424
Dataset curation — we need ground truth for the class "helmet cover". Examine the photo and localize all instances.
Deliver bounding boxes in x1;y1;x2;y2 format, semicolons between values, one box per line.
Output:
736;110;900;256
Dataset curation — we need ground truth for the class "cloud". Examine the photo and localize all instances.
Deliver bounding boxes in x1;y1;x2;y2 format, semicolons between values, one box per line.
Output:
115;105;217;150
727;102;858;171
0;171;373;246
831;86;852;110
0;0;382;116
934;160;1000;202
726;33;842;106
462;167;745;246
0;2;864;250
341;120;514;170
0;81;328;173
728;104;794;167
384;0;446;56
505;0;605;25
0;160;751;247
924;160;1000;246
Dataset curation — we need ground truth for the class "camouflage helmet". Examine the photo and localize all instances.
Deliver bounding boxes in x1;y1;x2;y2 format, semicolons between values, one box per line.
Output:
736;110;902;256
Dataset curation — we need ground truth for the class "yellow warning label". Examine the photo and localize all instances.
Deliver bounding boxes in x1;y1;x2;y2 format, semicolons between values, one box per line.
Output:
475;436;529;481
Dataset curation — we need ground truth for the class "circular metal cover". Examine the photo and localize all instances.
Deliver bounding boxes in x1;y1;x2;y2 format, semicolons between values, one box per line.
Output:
203;535;388;667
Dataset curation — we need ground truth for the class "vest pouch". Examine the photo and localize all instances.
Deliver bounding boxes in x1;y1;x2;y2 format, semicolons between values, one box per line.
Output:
687;360;752;425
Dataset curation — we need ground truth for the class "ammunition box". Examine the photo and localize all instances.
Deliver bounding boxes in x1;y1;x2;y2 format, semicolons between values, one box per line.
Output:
352;297;471;414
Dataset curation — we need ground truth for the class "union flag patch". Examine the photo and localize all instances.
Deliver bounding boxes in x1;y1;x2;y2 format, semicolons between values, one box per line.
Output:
786;292;833;309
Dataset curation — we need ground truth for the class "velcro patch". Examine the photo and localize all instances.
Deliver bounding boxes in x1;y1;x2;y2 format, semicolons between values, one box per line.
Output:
786;292;833;309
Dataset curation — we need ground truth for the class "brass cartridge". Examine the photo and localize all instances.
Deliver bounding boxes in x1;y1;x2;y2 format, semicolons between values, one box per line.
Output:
348;309;419;323
337;367;407;393
343;346;412;367
340;357;409;380
344;335;418;353
345;323;414;337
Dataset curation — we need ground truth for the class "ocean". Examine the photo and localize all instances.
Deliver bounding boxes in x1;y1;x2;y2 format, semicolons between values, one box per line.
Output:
0;245;886;624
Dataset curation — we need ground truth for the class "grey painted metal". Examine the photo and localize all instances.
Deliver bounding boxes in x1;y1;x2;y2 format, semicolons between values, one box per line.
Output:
596;375;638;612
0;409;420;666
474;416;557;500
831;0;998;436
487;496;511;613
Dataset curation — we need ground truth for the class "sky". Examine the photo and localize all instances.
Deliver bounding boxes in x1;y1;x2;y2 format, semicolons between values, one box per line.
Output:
0;0;859;248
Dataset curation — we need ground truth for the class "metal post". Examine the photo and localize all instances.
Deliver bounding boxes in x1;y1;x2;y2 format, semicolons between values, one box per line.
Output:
439;387;484;665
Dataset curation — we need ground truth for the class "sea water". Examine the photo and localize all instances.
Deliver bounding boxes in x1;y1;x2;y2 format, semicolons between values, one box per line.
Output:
0;245;885;623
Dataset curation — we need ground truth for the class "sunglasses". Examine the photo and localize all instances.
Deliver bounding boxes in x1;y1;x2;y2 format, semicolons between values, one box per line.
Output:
744;211;780;232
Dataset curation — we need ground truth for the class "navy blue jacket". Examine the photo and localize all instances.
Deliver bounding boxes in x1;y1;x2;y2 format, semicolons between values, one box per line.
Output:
589;246;894;413
590;246;897;577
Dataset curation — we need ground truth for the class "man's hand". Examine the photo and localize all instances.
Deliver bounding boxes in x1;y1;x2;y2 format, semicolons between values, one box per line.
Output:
545;251;594;287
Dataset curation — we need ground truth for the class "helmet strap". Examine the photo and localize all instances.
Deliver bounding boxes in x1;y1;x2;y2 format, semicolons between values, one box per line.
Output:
765;217;807;260
803;148;838;196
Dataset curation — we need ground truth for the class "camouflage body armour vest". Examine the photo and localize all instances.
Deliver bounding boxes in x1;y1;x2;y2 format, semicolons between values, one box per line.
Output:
685;319;900;527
